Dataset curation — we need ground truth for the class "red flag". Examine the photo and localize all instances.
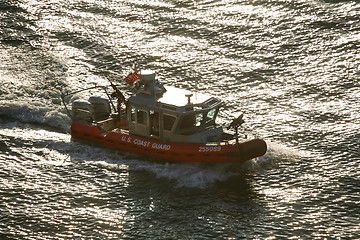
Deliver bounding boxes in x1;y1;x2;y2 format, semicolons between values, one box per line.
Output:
124;71;139;85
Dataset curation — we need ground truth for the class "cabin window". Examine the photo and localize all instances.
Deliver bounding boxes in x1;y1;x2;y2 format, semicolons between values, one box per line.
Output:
137;109;147;125
130;107;136;123
179;115;193;129
205;108;217;124
150;110;159;136
179;113;204;133
195;113;203;126
163;114;176;131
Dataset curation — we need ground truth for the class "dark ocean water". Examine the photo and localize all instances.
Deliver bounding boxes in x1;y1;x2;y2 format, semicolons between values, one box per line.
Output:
1;0;359;239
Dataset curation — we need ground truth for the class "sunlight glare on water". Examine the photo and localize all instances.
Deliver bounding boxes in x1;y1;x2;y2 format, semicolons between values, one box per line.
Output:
1;0;359;239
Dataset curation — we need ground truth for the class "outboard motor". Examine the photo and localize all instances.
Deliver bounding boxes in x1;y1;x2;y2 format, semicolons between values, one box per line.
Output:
72;101;93;123
89;97;111;121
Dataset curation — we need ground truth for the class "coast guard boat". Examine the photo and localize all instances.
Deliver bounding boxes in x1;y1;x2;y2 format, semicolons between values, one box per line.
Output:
62;69;266;163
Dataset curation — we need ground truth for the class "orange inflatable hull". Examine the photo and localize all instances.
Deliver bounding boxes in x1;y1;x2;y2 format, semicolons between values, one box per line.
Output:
71;122;267;163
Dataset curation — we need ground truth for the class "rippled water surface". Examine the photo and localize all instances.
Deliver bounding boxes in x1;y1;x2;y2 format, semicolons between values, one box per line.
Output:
1;0;359;239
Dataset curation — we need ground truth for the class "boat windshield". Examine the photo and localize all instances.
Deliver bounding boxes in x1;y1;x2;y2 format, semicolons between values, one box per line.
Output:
205;108;216;124
176;107;218;135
